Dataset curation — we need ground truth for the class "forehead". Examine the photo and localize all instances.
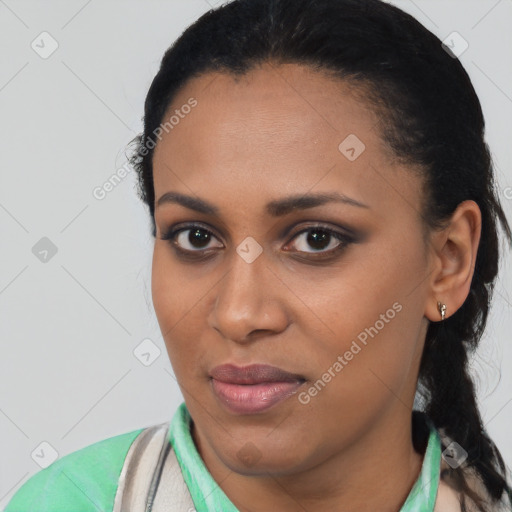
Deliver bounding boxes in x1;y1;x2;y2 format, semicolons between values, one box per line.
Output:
154;62;379;162
152;62;421;219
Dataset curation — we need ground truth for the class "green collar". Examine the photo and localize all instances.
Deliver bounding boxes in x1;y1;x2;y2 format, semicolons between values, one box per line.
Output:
169;402;441;511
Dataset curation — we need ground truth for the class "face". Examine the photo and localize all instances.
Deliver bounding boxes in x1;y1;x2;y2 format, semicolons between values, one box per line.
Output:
151;62;432;476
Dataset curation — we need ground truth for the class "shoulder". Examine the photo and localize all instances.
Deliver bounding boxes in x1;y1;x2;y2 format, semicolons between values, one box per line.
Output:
4;427;145;512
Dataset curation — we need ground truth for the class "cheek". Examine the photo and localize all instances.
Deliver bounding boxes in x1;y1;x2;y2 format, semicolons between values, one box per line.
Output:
296;302;422;447
297;233;426;406
151;244;211;375
151;244;200;329
151;245;176;329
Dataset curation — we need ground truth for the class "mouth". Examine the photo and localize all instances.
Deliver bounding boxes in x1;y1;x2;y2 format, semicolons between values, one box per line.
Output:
209;363;306;415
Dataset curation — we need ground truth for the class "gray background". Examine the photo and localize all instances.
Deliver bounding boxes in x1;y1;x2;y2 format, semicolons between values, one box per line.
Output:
1;0;511;507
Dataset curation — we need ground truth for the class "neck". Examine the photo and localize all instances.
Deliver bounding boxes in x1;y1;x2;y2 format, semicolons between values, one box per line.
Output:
192;405;427;512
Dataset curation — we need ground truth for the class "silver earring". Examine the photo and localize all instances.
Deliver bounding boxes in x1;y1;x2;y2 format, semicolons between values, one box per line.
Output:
437;301;447;321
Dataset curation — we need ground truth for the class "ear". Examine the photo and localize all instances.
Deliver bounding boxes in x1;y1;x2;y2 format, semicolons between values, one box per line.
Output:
424;200;482;322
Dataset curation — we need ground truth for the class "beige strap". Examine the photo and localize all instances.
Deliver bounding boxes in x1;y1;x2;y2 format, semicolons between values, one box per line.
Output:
112;422;195;512
151;446;195;511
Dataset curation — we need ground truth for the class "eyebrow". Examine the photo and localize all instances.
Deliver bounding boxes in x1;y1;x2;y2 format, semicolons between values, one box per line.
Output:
156;191;369;216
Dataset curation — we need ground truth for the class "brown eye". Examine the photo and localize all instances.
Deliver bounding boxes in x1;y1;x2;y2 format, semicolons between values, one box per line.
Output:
161;225;223;252
286;225;353;256
160;222;354;262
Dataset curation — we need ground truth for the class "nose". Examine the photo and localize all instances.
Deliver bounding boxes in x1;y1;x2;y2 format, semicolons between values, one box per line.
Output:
207;244;289;345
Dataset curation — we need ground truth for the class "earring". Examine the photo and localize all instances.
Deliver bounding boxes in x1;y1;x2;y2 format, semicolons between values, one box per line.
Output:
437;301;447;321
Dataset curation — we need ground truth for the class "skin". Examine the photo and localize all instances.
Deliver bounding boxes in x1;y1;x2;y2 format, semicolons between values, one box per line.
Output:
151;62;481;511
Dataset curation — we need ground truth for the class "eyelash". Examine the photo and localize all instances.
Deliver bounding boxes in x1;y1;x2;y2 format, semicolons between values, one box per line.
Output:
159;222;355;262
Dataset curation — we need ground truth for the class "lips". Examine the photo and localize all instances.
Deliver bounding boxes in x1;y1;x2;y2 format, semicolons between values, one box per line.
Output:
210;363;305;384
209;364;306;414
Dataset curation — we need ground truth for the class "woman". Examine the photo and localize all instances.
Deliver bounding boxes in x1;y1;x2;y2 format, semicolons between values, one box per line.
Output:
6;0;512;510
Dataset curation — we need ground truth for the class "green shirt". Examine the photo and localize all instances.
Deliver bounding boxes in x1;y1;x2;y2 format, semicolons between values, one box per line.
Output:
5;403;441;511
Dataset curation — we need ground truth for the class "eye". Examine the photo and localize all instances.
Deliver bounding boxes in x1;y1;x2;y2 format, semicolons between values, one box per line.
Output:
161;224;223;255
284;224;353;257
160;222;354;260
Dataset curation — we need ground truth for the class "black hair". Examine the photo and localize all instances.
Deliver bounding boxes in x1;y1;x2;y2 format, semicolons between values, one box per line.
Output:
128;0;512;509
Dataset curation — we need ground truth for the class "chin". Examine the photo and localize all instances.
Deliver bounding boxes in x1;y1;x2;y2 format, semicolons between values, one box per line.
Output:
219;439;311;477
